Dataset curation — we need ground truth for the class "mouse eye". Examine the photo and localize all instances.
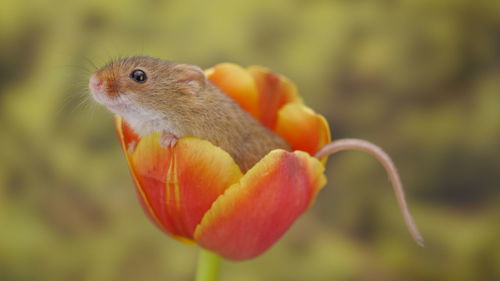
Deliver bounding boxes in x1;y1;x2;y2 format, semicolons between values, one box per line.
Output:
130;69;147;83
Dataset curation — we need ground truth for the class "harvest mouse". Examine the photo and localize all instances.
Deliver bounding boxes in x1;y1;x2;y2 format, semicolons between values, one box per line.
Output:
89;56;425;247
89;56;290;172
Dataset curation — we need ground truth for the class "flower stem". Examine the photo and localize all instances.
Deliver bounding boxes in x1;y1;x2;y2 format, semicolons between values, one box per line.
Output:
195;249;221;281
315;138;424;247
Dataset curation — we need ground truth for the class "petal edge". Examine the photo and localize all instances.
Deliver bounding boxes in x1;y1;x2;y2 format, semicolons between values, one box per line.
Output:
275;103;331;159
194;150;326;260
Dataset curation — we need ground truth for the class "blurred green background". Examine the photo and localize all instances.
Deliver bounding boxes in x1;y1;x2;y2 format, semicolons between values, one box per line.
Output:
1;0;499;280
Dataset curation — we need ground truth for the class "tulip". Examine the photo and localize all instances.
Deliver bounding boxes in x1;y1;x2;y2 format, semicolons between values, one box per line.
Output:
113;63;422;280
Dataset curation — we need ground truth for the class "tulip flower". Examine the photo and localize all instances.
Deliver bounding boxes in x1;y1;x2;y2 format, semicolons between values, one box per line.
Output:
113;63;423;280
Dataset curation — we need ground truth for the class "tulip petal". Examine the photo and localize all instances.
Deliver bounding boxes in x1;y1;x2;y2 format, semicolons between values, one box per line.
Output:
274;103;332;157
206;63;260;119
248;66;302;130
194;150;326;260
115;116;167;235
116;116;243;241
115;115;140;151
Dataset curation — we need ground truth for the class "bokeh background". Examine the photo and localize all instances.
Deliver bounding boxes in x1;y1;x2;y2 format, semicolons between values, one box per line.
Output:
1;0;499;280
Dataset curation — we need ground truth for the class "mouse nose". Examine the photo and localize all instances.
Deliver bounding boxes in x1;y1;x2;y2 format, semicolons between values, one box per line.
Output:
89;74;103;90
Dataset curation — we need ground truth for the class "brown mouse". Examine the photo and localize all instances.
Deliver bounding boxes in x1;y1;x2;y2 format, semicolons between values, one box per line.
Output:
89;57;426;247
89;56;290;172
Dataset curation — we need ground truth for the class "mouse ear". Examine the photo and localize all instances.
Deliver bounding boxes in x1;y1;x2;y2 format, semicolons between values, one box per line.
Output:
174;64;207;94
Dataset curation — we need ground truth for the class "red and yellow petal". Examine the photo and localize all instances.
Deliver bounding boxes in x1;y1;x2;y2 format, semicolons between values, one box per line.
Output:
274;103;331;157
115;116;140;152
248;66;302;130
194;150;326;260
205;63;331;159
116;116;243;241
206;63;260;120
206;64;304;132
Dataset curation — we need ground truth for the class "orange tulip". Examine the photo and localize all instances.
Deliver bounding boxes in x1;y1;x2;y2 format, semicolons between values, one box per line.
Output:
114;63;331;260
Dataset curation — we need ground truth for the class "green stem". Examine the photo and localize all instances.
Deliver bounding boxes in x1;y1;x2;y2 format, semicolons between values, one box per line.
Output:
195;249;221;281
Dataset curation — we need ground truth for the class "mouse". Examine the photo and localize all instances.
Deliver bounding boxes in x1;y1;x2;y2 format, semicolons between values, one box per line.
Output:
89;56;425;246
88;56;290;172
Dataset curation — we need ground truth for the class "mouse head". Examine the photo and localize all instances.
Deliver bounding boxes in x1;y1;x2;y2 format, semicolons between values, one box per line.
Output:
89;56;207;121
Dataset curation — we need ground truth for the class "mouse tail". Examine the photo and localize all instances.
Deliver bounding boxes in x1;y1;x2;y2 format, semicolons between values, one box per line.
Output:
315;138;424;247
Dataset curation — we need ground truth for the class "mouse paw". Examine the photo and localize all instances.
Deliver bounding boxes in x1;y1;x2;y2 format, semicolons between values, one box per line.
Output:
160;133;178;148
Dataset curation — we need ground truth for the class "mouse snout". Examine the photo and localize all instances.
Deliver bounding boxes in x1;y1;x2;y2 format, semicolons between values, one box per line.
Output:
89;74;103;90
89;73;114;105
89;72;120;99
